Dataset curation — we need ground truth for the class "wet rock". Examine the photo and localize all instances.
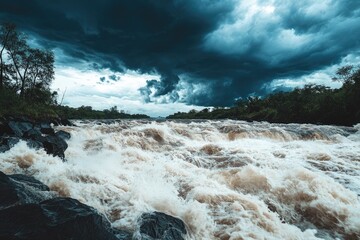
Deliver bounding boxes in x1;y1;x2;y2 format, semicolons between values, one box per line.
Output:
0;197;120;240
42;135;68;159
138;211;187;240
0;171;130;239
26;139;44;150
0;137;20;153
37;122;55;135
55;130;71;140
3;121;33;138
23;128;42;139
9;174;50;192
60;118;74;126
0;171;50;209
0;145;8;153
0;117;70;158
113;229;133;240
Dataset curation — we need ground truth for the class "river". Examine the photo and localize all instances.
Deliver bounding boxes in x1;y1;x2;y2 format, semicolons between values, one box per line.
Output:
0;120;359;239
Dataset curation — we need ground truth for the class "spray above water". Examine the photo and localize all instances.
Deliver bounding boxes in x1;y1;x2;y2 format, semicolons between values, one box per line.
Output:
0;120;359;239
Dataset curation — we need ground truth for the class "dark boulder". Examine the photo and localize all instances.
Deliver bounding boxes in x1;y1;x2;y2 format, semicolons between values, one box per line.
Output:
9;174;50;192
0;145;8;153
0;137;20;153
37;122;55;135
2;121;33;138
42;135;68;159
113;229;133;240
23;128;42;139
0;171;132;239
0;120;5;137
0;197;121;240
23;129;45;150
138;211;187;240
0;172;51;209
0;117;71;158
60;118;74;126
26;139;44;150
51;118;75;126
55;130;71;140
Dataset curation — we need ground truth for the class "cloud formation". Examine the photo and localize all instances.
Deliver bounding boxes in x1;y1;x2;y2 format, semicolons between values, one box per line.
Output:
1;0;360;108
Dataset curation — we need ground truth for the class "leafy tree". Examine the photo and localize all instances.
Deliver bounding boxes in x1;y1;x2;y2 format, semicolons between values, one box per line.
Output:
0;22;55;101
25;49;55;101
0;23;16;89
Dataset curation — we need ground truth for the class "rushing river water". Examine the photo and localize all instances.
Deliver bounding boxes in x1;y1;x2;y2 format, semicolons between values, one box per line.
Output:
0;120;359;239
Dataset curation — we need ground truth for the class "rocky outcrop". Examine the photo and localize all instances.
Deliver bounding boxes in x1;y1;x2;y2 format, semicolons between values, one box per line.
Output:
138;211;187;240
0;117;71;159
0;171;189;240
0;171;51;209
0;171;131;240
0;198;122;240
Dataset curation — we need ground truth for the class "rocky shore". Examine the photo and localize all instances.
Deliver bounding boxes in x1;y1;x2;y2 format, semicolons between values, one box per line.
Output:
0;117;187;240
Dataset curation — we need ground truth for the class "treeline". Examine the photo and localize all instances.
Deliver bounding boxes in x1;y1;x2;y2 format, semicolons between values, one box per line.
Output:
0;23;149;120
55;105;149;119
167;66;360;126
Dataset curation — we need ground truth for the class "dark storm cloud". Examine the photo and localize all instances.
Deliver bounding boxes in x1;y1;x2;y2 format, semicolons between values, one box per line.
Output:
1;0;360;106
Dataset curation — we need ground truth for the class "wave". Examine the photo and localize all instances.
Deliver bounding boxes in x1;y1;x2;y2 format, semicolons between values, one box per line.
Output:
0;120;359;239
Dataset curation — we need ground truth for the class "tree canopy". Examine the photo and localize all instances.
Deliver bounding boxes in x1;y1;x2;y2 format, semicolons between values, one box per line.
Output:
167;65;360;126
0;22;55;101
0;23;150;120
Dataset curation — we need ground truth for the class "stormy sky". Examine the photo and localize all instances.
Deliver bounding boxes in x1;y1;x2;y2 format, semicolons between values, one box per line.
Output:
1;0;360;116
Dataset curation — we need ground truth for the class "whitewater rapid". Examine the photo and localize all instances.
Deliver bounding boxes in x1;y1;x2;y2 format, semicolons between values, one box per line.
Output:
0;120;359;239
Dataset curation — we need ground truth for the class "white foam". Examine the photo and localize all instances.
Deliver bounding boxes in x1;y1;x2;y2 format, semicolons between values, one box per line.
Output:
0;120;359;239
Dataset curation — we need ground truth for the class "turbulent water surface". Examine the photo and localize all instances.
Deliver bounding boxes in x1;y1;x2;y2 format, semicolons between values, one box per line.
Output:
0;120;359;239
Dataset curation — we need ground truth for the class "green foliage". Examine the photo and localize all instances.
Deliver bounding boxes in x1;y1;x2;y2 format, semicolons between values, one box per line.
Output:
0;22;55;102
167;66;360;126
53;105;150;119
0;23;149;120
0;88;57;118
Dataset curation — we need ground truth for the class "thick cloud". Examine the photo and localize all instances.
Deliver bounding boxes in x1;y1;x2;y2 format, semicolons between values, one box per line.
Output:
1;0;360;106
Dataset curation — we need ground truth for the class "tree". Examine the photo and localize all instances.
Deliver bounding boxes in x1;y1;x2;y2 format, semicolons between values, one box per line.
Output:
332;65;354;84
0;23;16;89
26;48;55;100
4;27;28;95
4;24;54;99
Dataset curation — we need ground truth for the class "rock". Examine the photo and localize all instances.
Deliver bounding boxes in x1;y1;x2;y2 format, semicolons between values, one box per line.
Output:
113;229;133;240
23;128;42;139
0;137;20;153
55;130;71;140
0;117;71;159
9;174;50;192
138;212;187;240
37;122;55;135
0;197;120;240
0;172;19;209
60;118;74;126
2;121;33;138
0;121;5;137
0;172;131;239
0;171;51;209
26;139;44;150
42;135;68;159
0;145;8;153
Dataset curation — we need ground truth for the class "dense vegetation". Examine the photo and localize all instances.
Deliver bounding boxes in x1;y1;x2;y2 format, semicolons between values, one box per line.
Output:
0;23;149;120
54;105;149;119
167;66;360;126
